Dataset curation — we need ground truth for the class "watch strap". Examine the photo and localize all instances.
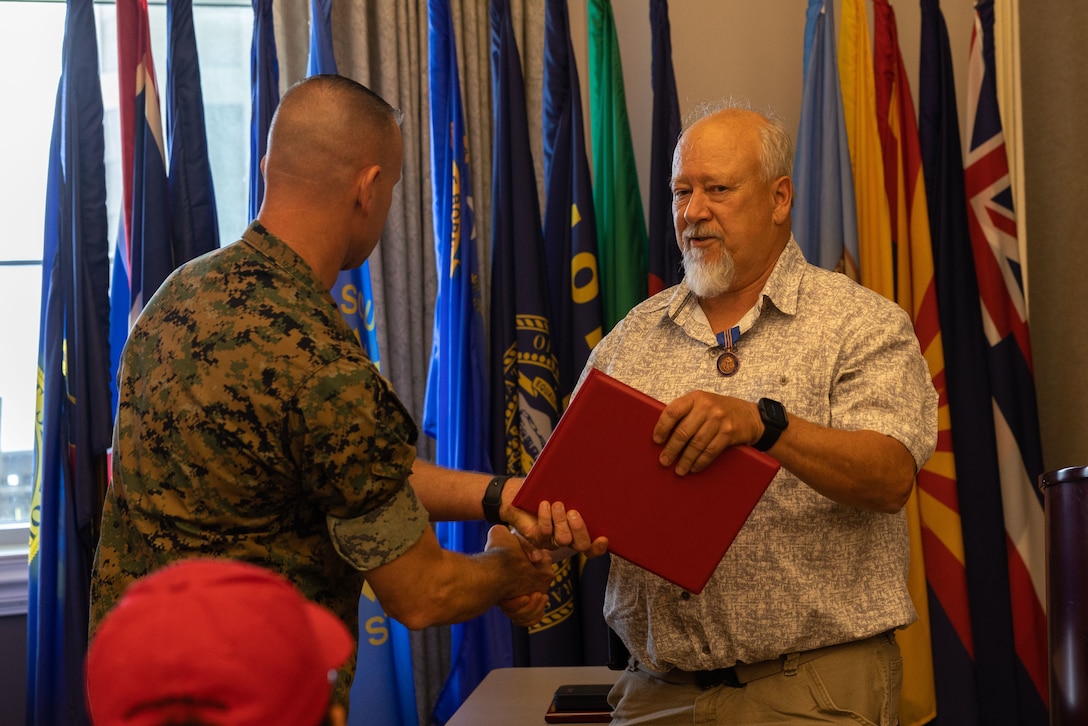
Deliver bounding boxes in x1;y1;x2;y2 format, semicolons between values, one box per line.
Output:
754;398;787;452
482;475;511;526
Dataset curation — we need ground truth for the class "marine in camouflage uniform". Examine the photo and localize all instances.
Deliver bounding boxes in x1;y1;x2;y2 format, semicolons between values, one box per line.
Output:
90;222;429;704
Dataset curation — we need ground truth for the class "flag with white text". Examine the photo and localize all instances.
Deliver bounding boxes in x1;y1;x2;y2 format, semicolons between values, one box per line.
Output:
425;0;505;720
307;0;382;370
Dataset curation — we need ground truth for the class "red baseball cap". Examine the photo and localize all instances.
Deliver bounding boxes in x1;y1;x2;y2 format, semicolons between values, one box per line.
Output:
85;558;355;726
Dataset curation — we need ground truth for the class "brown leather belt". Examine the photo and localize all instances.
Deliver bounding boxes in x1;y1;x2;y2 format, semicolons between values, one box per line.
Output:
632;631;891;690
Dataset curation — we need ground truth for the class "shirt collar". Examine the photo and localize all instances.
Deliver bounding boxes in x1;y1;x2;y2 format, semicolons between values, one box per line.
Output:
666;233;805;325
242;221;327;294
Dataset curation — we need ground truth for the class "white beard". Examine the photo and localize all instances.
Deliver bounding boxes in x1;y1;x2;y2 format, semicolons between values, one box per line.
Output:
682;239;736;298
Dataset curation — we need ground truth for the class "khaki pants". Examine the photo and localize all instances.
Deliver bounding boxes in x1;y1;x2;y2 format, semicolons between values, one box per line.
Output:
608;631;902;725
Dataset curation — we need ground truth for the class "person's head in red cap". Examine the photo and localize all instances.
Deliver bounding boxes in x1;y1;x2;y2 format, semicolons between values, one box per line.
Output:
85;558;354;726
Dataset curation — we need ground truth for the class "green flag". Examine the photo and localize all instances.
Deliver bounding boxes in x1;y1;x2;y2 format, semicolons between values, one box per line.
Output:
588;0;648;330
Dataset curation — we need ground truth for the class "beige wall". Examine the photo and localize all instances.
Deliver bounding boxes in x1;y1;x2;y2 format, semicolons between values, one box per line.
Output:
575;0;1085;474
1019;2;1088;473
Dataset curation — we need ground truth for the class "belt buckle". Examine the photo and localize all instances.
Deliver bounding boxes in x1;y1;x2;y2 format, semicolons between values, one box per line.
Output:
695;667;743;689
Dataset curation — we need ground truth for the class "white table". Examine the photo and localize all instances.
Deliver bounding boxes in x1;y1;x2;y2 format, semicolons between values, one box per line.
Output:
445;666;620;725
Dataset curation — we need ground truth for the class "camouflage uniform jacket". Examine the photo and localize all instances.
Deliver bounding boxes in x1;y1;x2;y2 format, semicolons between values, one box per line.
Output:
90;222;428;700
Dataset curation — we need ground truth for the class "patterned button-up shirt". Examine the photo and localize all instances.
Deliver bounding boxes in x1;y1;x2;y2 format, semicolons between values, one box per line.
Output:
583;237;938;671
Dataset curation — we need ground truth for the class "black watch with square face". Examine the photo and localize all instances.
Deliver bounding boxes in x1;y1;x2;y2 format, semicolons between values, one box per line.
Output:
754;398;788;452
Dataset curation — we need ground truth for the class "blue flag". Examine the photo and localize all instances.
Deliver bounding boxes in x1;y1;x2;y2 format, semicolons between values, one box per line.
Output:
491;0;572;674
301;2;415;722
424;2;506;720
647;0;682;295
27;0;112;720
793;0;859;277
166;0;220;260
538;0;610;668
488;0;560;484
424;0;491;474
248;0;278;221
542;0;603;405
306;0;382;371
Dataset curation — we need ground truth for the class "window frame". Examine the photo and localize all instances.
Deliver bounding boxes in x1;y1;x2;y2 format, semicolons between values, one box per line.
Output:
0;0;251;617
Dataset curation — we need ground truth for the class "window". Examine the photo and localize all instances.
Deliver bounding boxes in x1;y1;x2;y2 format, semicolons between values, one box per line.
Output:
0;0;252;611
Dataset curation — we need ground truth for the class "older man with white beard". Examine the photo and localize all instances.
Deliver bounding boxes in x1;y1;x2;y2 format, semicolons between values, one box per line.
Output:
573;102;938;725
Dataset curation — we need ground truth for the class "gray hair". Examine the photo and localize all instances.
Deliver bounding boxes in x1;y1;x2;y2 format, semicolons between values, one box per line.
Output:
681;98;794;182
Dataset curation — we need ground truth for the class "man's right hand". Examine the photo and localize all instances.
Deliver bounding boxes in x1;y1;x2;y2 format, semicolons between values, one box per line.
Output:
501;481;609;558
485;525;555;598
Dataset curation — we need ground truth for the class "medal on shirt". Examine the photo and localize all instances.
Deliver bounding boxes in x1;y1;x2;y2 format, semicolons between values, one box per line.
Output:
715;326;741;377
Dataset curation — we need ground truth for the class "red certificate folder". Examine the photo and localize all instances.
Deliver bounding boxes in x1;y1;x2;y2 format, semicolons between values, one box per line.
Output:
512;368;780;594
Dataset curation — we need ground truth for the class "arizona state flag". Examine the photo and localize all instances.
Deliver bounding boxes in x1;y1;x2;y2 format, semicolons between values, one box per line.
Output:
873;2;966;723
838;0;893;297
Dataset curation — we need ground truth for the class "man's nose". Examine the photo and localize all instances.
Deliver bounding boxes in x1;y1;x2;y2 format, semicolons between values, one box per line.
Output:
683;190;711;223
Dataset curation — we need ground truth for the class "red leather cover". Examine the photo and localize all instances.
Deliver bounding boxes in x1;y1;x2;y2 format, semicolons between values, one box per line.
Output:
513;368;780;594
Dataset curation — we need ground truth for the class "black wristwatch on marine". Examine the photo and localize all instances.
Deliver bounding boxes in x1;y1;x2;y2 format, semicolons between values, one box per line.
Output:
753;397;788;452
482;475;511;526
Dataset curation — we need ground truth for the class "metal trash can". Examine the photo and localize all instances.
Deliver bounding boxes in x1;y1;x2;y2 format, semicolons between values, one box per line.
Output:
1038;465;1088;725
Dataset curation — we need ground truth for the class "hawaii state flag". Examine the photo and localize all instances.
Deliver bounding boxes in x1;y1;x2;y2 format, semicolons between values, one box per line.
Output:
111;0;173;404
961;2;1048;721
